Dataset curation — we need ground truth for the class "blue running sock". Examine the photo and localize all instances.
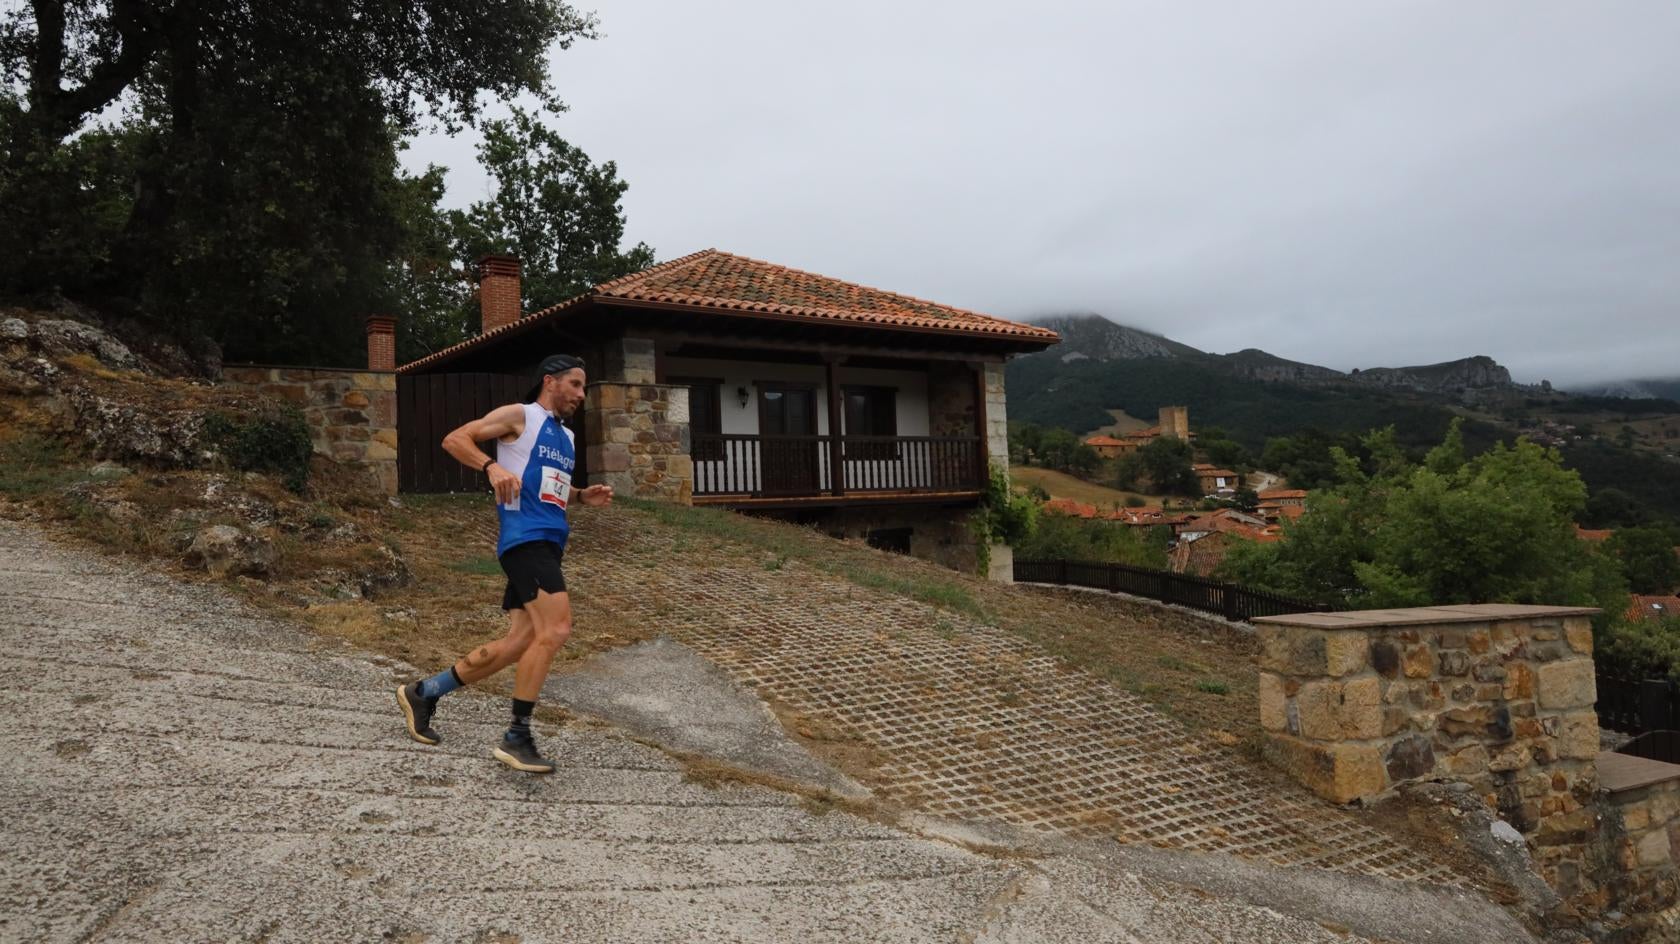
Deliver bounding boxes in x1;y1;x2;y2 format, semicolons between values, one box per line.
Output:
418;667;464;701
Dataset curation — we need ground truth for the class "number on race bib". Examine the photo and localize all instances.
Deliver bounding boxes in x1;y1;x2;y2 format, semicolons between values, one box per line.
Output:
539;466;571;509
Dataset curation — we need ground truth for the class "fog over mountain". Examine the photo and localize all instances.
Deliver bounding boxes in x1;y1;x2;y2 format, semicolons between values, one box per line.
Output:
411;2;1680;389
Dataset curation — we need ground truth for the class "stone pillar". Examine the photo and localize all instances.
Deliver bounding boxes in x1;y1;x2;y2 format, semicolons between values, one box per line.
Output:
599;335;656;385
584;382;692;504
978;361;1012;584
1255;604;1602;902
981;362;1008;474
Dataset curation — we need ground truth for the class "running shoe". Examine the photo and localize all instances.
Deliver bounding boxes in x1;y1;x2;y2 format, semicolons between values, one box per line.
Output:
493;731;555;774
395;682;441;746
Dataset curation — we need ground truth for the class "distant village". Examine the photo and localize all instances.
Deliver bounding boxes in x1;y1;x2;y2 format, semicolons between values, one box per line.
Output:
1019;405;1680;624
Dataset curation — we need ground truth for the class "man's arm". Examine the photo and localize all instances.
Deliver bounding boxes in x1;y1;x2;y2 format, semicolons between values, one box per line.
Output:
443;403;527;504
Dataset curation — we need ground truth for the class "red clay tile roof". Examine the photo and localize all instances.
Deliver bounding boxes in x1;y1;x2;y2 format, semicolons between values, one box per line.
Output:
1259;489;1309;500
1627;595;1680;622
400;249;1059;373
1575;526;1613;542
1042;498;1099;519
1084;435;1126;447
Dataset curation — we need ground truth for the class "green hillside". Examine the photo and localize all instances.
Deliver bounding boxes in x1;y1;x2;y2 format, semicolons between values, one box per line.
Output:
1007;355;1506;453
1006;354;1680;523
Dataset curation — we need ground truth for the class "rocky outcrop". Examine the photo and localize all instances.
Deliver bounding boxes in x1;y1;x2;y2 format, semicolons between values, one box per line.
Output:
186;524;275;577
1351;355;1515;394
1221;348;1346;384
1029;313;1205;361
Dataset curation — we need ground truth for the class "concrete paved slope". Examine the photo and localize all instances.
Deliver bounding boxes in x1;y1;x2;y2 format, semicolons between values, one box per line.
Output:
0;521;1530;943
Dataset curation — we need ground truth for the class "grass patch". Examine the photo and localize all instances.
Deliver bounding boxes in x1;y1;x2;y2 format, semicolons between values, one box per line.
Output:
1195;679;1230;696
0;434;85;499
448;555;502;576
625;497;992;622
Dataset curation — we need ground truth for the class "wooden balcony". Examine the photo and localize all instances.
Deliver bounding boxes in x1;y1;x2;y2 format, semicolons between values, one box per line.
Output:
691;434;984;507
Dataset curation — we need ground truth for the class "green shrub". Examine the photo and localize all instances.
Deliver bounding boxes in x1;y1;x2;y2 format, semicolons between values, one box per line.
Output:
1597;617;1680;681
203;408;313;491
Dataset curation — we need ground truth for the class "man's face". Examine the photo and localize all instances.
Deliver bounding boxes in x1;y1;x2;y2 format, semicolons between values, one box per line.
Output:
545;368;587;418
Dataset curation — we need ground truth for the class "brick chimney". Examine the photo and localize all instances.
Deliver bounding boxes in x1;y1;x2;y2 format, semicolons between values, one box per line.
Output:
478;254;522;333
365;315;397;371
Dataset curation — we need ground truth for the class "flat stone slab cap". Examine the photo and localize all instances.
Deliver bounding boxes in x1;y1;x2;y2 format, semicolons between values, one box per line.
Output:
1253;603;1601;629
1598;750;1680;794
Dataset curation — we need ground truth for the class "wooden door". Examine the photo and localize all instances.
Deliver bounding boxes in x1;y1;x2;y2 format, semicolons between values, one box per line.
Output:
758;383;820;495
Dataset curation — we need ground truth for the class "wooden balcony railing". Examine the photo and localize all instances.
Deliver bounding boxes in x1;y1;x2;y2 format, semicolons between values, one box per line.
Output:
691;434;982;498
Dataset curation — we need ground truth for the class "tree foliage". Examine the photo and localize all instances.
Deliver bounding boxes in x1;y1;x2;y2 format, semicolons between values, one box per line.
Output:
454;107;655;308
1138;436;1196;496
1014;515;1168;570
1220;421;1628;621
1606;527;1680;595
1;1;652;367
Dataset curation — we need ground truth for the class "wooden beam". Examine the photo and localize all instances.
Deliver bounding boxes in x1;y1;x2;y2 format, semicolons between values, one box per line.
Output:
825;357;845;497
644;329;1002;364
693;490;983;511
973;362;990;486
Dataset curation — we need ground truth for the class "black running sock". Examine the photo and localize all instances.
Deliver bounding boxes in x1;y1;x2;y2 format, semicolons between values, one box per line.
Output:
509;698;535;739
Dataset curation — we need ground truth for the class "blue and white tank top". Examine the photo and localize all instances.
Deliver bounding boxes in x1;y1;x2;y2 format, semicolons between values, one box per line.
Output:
495;403;576;556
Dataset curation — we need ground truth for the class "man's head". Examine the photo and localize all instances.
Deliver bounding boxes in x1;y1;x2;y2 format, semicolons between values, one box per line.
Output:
531;353;587;418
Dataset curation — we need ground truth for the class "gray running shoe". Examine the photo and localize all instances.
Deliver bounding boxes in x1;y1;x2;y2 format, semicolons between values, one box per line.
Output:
395;682;441;746
493;732;555;774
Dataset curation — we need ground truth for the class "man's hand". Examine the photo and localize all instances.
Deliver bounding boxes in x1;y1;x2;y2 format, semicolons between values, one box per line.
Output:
578;484;614;507
487;464;521;505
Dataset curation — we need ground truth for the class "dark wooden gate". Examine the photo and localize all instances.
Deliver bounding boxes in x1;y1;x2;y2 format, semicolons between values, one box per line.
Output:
397;372;588;494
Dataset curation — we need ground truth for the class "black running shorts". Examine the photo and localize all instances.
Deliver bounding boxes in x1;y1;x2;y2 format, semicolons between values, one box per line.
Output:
499;540;567;611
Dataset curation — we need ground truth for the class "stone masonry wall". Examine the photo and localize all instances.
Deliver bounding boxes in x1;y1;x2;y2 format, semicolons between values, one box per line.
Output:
222;365;397;493
927;362;977;438
584;382;693;504
1605;775;1680;916
1254;605;1602;904
981;361;1008;475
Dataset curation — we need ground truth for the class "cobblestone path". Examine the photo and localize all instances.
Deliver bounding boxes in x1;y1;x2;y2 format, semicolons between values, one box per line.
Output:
534;505;1469;886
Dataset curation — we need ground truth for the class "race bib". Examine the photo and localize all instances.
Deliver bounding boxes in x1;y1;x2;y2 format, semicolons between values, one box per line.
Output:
539;466;572;509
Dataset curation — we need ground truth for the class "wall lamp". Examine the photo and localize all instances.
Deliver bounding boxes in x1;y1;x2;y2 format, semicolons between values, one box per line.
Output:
736;386;750;408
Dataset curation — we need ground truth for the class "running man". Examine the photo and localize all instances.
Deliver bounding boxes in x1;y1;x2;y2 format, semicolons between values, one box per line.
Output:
395;353;612;773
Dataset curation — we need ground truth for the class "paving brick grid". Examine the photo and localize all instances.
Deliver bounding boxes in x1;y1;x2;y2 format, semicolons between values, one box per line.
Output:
445;503;1471;887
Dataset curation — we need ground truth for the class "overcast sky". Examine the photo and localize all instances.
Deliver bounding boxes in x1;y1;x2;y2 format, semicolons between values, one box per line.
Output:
408;1;1680;387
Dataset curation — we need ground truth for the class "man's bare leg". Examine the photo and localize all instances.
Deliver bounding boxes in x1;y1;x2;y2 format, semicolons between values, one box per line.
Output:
396;610;535;745
455;608;535;685
493;590;571;773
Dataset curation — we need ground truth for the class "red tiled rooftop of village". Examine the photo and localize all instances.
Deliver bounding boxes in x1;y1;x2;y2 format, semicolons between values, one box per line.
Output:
1042;498;1099;519
401;249;1059;372
587;249;1059;340
1259;489;1309;500
1084;435;1127;447
1626;595;1680;622
1575;526;1613;542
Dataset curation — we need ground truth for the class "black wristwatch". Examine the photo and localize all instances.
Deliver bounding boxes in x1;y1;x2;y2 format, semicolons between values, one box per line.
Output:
481;457;496;474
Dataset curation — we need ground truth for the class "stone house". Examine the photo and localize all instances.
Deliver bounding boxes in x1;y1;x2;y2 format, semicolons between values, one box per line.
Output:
1082;434;1127;459
1193;463;1239;496
396;250;1060;577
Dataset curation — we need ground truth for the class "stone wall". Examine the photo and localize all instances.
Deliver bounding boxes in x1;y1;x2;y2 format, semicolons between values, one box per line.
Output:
769;501;989;575
1599;753;1680;918
222;365;397;493
927;362;978;438
981;361;1008;474
583;382;693;504
1254;605;1603;904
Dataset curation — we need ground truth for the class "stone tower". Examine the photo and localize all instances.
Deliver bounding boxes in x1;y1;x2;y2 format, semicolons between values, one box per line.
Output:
1158;405;1189;439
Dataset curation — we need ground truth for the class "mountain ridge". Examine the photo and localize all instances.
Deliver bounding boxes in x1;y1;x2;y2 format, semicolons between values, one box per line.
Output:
1027;313;1527;399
